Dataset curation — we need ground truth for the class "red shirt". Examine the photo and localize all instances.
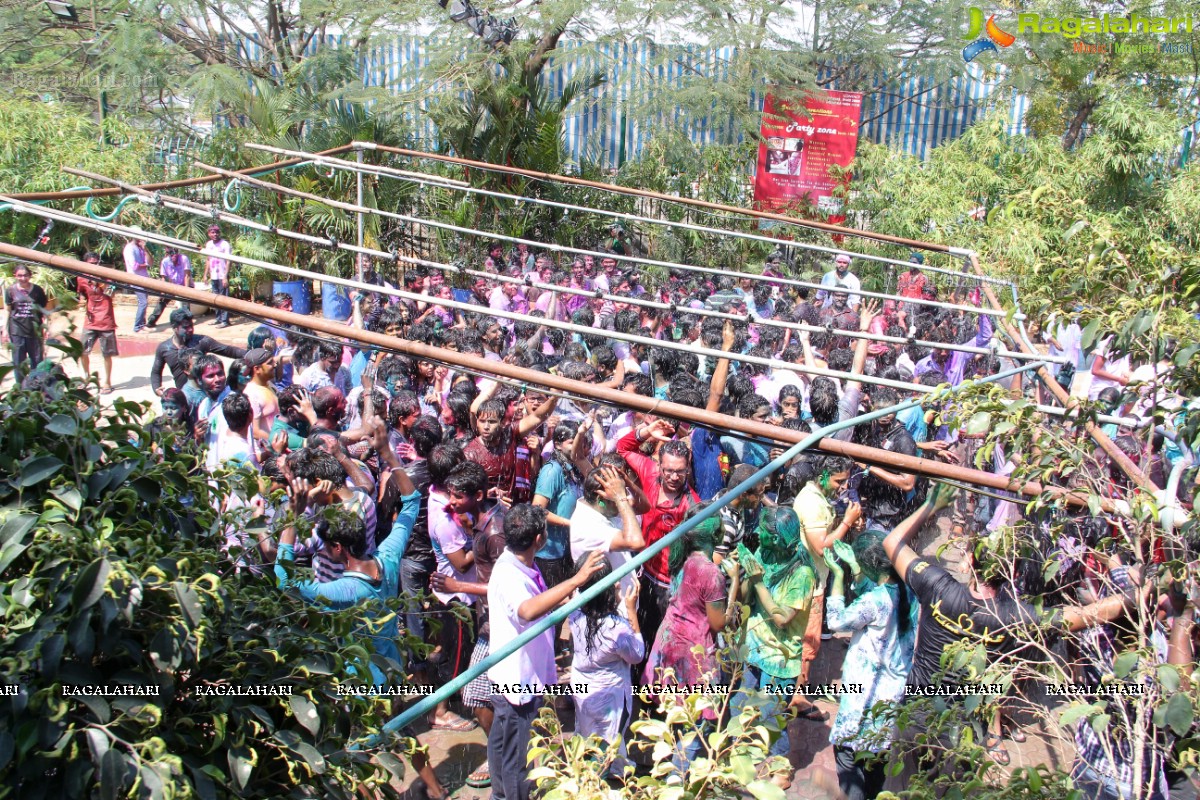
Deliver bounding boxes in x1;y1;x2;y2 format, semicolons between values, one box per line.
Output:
897;270;926;299
77;277;117;331
617;431;699;584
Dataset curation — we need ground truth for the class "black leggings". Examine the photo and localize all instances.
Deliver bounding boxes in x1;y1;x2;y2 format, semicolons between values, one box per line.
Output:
835;745;886;800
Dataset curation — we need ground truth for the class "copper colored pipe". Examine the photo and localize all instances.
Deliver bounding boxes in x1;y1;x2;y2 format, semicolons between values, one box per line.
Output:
2;243;1111;512
965;252;1153;494
361;142;952;253
7;144;357;202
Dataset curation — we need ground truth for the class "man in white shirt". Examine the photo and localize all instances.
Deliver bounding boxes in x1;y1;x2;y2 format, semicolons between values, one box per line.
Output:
202;224;233;327
818;253;861;308
569;466;644;605
488;504;603;800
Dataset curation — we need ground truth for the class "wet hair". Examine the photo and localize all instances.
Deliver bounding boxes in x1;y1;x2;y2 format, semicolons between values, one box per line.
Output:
191;353;223;383
725;373;755;404
809;378;840;426
855;530;911;633
387;390;421;428
226;360;248;393
376;355;410;395
736;393;770;419
667;503;721;591
359;389;389;419
503;503;547;551
574;552;619;656
667;375;705;409
287;447;347;484
169;308;194;328
591;345;617;374
322;509;371;559
445;461;488;498
476;398;508;423
561;341;589;364
871;386;901;410
621;373;653;397
221;392;252;432
659;440;691;467
408;415;444;458
559;360;597;383
248;326;274;351
827;348;853;374
444;391;475;434
428;442;465;486
777;457;818;506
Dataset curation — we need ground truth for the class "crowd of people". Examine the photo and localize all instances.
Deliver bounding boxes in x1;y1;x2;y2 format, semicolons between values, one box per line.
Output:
3;231;1197;800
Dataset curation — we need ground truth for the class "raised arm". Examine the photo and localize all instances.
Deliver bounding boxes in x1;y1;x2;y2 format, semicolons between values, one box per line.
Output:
883;482;953;580
517;393;559;437
846;299;879;393
706;321;736;413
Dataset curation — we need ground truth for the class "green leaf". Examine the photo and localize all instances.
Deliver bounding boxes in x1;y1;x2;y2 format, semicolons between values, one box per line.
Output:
18;455;63;487
0;542;29;575
746;780;787;800
99;749;128;800
291;741;326;774
173;582;204;628
0;512;37;545
1059;702;1098;728
1081;318;1102;351
46;415;77;436
1166;691;1194;737
0;731;13;771
228;746;254;791
1157;665;1181;695
289;695;320;737
730;754;755;785
72;559;112;611
1112;651;1137;678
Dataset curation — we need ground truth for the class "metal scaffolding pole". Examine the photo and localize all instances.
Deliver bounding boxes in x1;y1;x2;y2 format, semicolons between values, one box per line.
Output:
244;141;1013;289
194;160;1017;321
61;166;1059;367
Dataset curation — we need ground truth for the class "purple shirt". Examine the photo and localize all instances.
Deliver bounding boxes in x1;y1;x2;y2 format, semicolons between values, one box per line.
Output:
160;254;191;286
123;242;149;277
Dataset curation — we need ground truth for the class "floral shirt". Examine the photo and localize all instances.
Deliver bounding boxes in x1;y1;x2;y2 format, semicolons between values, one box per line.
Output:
826;584;916;751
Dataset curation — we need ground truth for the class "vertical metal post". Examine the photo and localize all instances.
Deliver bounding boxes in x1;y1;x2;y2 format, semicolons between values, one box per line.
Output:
356;146;365;282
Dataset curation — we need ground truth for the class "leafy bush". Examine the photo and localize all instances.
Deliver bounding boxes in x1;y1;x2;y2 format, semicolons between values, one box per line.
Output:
0;356;417;799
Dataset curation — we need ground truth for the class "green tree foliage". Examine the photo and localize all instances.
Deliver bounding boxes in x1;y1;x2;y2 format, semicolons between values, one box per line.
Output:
0;358;422;799
844;88;1200;357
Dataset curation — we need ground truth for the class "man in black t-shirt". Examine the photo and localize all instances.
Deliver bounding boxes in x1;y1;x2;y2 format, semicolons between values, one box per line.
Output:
4;265;50;374
884;483;1141;689
856;386;919;532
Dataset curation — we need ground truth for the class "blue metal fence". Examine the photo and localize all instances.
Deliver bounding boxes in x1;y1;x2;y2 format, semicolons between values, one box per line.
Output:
226;35;1198;167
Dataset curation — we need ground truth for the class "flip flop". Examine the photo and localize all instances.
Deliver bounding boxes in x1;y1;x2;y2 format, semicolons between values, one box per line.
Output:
794;704;830;722
100;386;114;395
431;713;478;732
984;733;1011;766
466;763;491;788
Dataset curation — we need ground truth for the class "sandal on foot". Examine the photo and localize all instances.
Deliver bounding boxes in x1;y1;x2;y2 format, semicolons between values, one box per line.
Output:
466;763;491;788
984;733;1011;766
430;712;478;732
100;386;114;395
794;703;830;722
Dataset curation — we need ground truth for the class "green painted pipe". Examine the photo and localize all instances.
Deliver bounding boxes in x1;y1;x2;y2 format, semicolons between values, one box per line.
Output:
84;194;140;221
357;360;1044;745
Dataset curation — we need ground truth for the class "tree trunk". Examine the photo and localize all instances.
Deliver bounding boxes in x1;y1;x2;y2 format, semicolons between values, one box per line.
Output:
1063;100;1097;150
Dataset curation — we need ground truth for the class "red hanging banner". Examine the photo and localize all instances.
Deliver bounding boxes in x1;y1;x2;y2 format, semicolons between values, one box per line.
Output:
753;90;863;225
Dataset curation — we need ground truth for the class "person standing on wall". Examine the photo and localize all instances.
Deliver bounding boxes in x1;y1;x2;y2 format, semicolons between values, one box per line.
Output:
203;225;233;328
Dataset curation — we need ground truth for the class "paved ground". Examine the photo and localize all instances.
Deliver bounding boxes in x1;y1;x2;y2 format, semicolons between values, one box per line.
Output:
8;295;1081;799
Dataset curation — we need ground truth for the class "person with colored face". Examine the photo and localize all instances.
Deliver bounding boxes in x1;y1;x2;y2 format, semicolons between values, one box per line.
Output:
732;506;817;788
150;308;246;396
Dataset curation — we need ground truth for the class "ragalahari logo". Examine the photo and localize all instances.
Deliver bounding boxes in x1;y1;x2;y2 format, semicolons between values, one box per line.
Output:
962;7;1016;62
